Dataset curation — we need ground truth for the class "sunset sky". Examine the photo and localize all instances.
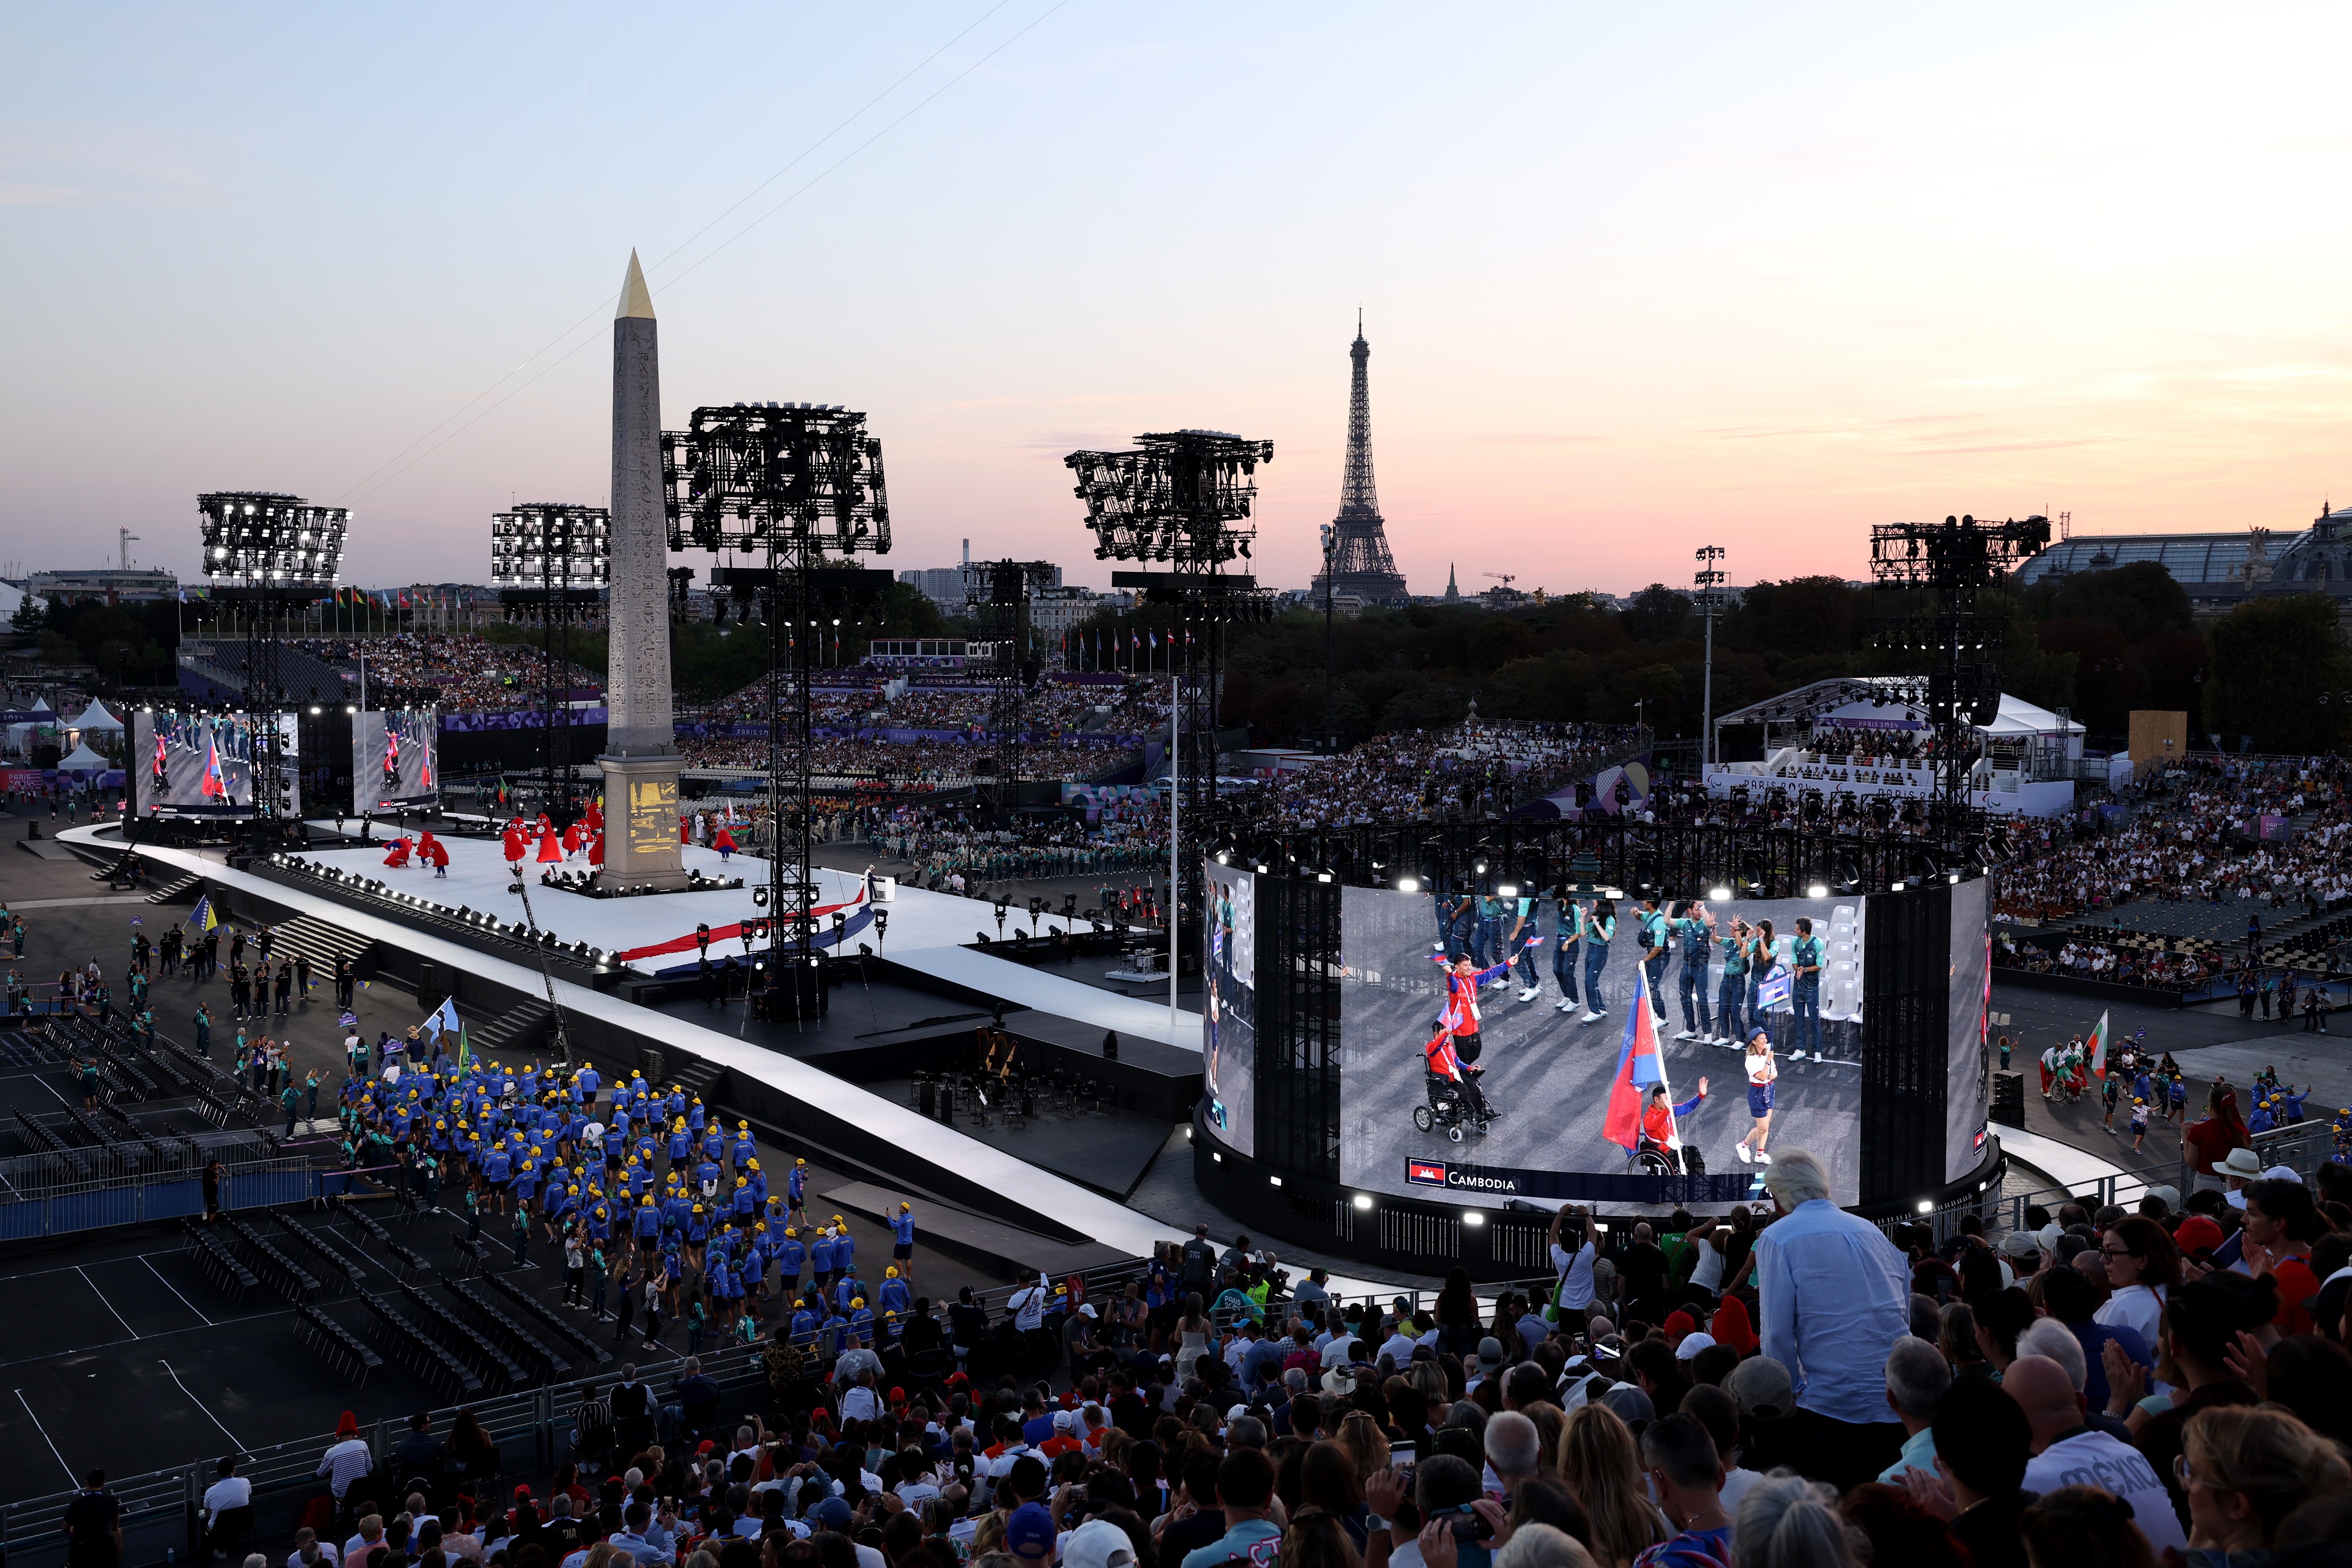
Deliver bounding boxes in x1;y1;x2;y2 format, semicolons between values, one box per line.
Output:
7;3;2352;597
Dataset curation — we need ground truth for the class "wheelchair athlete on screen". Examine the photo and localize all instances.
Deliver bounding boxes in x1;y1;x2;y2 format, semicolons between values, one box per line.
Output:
1417;950;1508;1141
1631;1079;1709;1175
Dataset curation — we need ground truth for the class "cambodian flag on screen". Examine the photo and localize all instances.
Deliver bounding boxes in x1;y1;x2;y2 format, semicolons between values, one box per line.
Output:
200;730;227;799
1601;961;1664;1153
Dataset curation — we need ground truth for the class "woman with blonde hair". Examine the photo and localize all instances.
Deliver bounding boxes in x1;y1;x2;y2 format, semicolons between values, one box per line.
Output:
2179;1405;2350;1558
1336;1411;1390;1486
1554;1404;1666;1568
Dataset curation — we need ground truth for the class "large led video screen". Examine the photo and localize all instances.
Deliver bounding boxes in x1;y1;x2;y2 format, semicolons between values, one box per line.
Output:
1203;860;1256;1156
1948;876;1992;1182
131;710;299;819
1339;887;1866;1204
353;708;438;814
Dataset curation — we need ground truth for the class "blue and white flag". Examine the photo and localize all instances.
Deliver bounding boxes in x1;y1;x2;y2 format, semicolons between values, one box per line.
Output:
1754;965;1792;1010
425;997;461;1038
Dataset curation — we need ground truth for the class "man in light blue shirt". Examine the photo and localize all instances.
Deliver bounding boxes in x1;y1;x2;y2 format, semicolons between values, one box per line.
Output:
1875;1336;1948;1485
1752;1147;1910;1491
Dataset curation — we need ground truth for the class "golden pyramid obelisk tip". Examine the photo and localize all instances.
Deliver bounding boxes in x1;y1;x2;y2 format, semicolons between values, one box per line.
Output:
616;249;655;321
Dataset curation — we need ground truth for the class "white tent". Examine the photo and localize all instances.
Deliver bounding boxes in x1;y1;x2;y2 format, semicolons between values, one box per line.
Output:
56;741;109;773
6;698;58;757
70;699;122;730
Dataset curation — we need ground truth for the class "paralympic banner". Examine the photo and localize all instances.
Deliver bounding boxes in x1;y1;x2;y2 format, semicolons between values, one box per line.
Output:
440;709;608;732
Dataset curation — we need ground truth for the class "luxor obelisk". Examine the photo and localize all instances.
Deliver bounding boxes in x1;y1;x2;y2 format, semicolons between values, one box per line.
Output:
599;250;687;890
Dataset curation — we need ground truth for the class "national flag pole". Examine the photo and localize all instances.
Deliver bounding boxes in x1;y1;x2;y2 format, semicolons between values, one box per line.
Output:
2088;1009;2111;1080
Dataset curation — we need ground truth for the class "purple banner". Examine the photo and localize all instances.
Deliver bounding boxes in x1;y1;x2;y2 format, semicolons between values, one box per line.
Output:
440;709;608;732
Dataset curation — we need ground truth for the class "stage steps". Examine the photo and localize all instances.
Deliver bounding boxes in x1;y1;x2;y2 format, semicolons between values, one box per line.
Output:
465;999;553;1065
147;873;204;905
260;913;377;986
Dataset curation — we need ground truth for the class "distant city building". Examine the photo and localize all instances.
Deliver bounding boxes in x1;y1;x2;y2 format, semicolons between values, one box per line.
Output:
23;566;179;605
2014;504;2352;619
1027;583;1101;637
1312;316;1412;609
899;567;968;612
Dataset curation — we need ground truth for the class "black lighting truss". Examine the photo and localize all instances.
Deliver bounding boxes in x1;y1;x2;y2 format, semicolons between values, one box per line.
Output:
965;560;1057;818
1065;431;1276;924
662;403;891;986
490;503;610;826
1868;514;2053;850
198;491;347;850
1220;816;1975;908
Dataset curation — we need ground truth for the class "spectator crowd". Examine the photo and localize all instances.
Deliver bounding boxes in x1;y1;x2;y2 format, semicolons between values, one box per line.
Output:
117;1140;2352;1568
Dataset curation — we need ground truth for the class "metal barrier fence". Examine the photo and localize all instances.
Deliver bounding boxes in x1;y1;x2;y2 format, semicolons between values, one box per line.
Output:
1897;1118;2339;1246
0;1158;338;1242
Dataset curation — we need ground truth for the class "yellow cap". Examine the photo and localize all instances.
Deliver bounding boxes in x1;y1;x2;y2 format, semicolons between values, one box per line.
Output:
852;1297;865;1308
786;1228;797;1238
885;1267;898;1279
899;1202;910;1212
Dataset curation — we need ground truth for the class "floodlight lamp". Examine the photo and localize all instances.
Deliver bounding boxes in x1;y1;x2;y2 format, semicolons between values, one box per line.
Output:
1806;884;1828;899
1396;877;1421;893
1352;1194;1374;1210
1708;885;1732;901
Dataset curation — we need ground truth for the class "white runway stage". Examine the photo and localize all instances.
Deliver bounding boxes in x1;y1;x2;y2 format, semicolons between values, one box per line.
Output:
74;827;1375;1290
294;828;1201;1048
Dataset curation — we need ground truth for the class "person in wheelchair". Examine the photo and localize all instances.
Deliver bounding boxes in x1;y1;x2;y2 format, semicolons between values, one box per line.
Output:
1630;1078;1707;1172
1419;1027;1495;1135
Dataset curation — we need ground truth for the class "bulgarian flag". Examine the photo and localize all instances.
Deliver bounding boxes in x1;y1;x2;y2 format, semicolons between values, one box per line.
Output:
1602;960;1672;1153
2088;1009;2111;1081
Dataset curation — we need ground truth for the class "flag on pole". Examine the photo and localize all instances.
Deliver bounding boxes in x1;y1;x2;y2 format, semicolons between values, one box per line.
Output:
187;894;219;932
457;1019;470;1068
2088;1008;2111;1080
425;996;461;1039
1602;961;1673;1153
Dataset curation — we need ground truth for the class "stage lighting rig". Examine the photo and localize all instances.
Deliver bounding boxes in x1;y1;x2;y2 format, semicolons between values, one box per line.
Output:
198;491;347;852
492;503;609;826
662;402;892;1008
1870;513;2052;849
966;559;1057;819
1065;429;1274;932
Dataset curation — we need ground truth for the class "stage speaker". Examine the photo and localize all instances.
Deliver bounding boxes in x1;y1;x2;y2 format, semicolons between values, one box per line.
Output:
1990;1070;2026;1129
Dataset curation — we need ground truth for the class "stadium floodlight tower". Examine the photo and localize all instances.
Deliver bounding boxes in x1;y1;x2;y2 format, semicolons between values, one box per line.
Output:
1064;429;1276;932
490;503;610;827
965;559;1058;820
662;402;892;1015
1869;513;2052;854
198;491;349;851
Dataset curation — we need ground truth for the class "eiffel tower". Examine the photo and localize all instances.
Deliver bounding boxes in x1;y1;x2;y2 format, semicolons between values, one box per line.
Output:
1312;313;1411;609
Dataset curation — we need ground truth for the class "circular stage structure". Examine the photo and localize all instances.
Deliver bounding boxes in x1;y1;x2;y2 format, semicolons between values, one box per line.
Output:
1186;842;2002;1280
